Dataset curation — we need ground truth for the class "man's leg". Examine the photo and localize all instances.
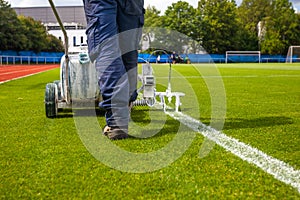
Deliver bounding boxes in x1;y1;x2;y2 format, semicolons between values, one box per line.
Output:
83;0;129;139
117;2;144;103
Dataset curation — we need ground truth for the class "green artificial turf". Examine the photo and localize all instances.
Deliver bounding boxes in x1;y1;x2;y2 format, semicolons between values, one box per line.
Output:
0;63;300;199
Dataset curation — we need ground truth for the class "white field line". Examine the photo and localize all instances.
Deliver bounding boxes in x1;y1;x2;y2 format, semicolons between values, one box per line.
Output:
0;69;38;75
166;110;300;193
0;70;51;85
0;66;58;84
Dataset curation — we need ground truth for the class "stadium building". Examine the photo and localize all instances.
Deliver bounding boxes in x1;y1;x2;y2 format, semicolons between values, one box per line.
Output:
14;6;87;48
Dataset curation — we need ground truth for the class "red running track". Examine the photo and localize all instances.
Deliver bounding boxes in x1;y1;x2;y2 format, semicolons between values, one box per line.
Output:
0;64;59;83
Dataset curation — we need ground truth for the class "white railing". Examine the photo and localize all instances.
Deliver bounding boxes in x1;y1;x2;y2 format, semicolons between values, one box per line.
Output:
261;58;286;63
0;56;61;65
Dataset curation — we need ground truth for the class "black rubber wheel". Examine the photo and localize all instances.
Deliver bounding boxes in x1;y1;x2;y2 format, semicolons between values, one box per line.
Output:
45;83;58;118
53;80;62;100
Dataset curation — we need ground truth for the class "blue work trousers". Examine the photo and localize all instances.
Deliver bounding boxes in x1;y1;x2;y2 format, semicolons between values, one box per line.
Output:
83;0;144;128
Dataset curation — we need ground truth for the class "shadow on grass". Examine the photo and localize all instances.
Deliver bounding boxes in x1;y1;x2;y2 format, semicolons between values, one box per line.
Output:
54;108;293;134
128;119;180;140
56;108;106;118
55;106;180;139
130;107;181;139
220;116;293;130
130;106;152;124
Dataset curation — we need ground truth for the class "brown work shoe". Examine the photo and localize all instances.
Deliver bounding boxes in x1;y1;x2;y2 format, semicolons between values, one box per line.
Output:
103;125;128;140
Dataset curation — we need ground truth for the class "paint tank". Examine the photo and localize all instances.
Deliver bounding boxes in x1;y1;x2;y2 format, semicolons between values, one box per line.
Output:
60;51;99;100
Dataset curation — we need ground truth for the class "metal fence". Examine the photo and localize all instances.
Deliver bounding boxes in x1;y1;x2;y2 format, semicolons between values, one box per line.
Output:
0;56;61;65
139;53;298;63
1;54;299;65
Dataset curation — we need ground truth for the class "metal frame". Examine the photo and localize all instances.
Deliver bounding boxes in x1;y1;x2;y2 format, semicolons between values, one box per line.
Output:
225;51;261;63
48;0;70;103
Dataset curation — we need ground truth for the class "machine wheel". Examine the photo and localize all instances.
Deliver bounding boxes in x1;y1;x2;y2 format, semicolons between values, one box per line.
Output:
53;80;62;100
45;83;58;118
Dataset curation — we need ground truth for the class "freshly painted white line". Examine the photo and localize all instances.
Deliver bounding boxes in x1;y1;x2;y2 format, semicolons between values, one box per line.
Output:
166;110;300;193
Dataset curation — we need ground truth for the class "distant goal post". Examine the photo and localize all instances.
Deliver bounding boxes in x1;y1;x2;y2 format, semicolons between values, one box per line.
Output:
225;51;261;63
286;46;300;63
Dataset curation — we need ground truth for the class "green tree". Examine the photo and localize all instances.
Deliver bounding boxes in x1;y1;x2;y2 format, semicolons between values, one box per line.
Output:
260;0;300;54
237;0;273;51
198;0;239;54
152;1;202;54
45;34;64;52
0;0;25;50
237;0;300;54
18;15;49;52
0;0;63;52
144;5;162;28
142;6;163;52
163;1;198;40
142;2;198;54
